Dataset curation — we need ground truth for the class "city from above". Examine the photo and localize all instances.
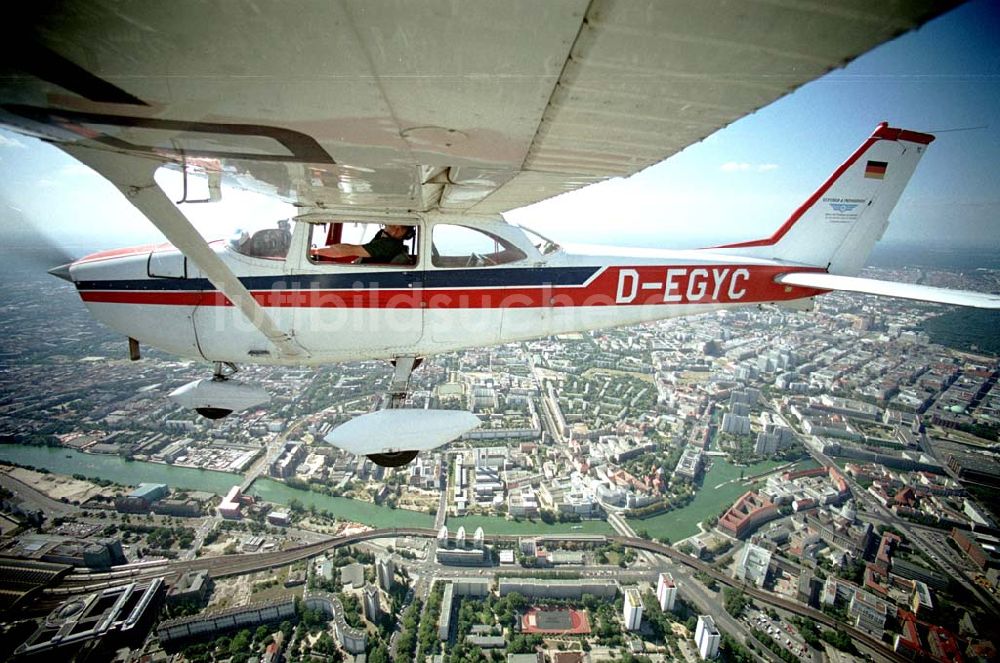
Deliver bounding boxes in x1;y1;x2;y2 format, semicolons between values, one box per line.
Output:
0;263;997;663
2;2;1000;663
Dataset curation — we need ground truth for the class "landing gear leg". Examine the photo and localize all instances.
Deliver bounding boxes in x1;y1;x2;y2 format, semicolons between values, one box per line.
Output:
366;450;419;467
366;356;422;468
213;361;239;381
388;356;422;408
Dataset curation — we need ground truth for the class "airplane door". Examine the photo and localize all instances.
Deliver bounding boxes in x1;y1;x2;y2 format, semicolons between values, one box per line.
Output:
287;221;425;361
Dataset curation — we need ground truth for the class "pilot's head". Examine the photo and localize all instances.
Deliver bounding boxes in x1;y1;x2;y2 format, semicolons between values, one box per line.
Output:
384;224;415;240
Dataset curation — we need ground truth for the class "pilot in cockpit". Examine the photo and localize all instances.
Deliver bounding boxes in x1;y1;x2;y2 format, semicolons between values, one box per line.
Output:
313;224;414;264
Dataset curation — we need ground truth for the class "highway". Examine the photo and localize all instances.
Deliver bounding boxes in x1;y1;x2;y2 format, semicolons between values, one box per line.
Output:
620;536;904;663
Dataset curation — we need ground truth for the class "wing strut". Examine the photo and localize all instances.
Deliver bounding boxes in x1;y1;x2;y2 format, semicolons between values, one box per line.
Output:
61;144;305;358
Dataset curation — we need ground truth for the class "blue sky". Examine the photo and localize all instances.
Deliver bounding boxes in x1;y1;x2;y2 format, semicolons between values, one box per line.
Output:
1;0;998;257
509;0;1000;249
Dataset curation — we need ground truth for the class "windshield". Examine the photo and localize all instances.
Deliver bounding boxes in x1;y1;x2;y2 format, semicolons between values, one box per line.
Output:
228;219;292;259
517;225;561;255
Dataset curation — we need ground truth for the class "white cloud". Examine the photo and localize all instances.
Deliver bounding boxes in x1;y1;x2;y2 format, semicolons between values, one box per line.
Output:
756;163;779;172
0;135;27;149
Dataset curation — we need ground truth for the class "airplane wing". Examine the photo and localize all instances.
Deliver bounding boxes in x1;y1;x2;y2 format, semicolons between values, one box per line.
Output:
1;1;959;216
0;2;962;353
777;272;1000;309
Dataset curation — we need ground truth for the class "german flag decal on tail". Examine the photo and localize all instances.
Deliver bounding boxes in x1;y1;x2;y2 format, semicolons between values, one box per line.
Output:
865;160;888;179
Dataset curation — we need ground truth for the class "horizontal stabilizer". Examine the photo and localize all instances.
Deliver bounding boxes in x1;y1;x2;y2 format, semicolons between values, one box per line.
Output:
324;409;481;456
776;272;1000;309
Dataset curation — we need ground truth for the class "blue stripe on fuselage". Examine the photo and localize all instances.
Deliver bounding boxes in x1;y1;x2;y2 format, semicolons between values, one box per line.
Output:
75;266;602;292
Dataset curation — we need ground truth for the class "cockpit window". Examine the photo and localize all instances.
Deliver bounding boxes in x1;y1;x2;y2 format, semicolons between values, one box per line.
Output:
308;222;419;266
228;220;292;259
431;224;526;268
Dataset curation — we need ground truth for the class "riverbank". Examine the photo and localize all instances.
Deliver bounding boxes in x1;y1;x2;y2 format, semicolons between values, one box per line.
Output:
0;443;435;530
248;478;435;529
0;465;110;503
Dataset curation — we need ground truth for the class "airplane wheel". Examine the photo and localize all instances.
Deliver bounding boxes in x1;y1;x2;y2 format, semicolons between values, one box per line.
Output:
196;407;233;420
367;450;419;467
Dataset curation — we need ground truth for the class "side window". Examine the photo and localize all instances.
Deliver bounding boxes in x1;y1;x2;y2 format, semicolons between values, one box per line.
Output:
308;222;418;266
431;225;526;268
228;220;292;260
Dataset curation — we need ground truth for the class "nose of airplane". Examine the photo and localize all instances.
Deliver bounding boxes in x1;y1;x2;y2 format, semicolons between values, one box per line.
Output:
48;262;74;282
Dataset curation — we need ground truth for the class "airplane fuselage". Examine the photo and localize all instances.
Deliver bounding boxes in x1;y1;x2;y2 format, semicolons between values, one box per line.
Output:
65;215;826;365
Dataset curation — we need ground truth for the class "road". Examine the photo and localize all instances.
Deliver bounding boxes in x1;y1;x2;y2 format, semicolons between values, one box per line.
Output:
606;511;658;566
434;456;450;531
665;559;778;663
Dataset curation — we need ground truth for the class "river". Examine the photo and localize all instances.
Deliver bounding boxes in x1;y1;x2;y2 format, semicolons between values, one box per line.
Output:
0;444;241;494
626;457;790;542
0;444;803;538
247;478;432;528
0;443;432;528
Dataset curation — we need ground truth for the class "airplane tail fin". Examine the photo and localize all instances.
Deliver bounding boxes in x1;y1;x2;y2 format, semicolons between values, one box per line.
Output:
715;123;934;276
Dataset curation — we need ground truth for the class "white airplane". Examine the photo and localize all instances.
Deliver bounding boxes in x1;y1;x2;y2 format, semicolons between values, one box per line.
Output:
3;2;996;466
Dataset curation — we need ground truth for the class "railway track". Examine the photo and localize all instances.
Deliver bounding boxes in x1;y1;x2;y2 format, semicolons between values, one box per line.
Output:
40;526;907;662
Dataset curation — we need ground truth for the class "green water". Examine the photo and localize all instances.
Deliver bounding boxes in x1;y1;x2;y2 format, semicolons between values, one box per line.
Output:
0;444;240;494
627;458;785;542
0;444;791;538
0;444;432;529
448;514;613;536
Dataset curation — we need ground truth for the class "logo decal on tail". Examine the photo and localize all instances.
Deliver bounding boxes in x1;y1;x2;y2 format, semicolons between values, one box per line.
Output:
823;197;865;223
829;202;860;213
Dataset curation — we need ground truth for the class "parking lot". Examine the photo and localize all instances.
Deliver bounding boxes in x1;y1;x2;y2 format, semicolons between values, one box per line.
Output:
741;607;811;660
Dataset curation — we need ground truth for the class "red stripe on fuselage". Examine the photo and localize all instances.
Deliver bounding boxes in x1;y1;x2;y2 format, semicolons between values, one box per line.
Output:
74;243;168;265
78;265;827;308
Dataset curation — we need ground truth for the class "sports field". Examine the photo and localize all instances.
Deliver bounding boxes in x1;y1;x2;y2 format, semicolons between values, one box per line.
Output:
521;607;591;634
